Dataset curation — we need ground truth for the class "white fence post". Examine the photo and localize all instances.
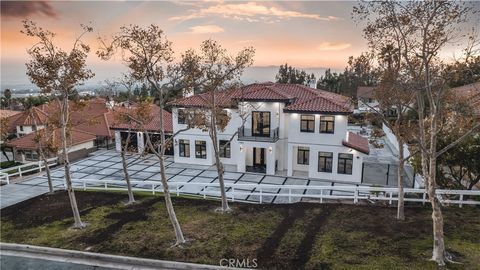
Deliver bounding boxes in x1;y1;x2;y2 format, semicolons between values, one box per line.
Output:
38;161;42;172
389;192;393;205
422;191;426;205
259;188;263;204
18;167;22;178
176;185;179;196
104;182;107;190
288;188;292;203
459;194;463;208
354;188;358;204
83;180;86;191
232;187;235;202
152;184;155;195
203;185;206;199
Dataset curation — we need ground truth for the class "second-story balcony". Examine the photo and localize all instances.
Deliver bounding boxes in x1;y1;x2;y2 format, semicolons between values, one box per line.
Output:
237;126;279;143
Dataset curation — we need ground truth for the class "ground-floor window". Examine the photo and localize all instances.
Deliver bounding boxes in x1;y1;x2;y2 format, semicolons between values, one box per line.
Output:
24;150;38;160
297;147;309;165
195;140;207;159
219;140;231;158
179;139;190;157
318;151;333;173
337;153;353;174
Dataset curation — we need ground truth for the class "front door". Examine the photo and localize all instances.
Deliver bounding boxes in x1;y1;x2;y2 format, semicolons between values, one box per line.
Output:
252;111;271;137
253;147;266;169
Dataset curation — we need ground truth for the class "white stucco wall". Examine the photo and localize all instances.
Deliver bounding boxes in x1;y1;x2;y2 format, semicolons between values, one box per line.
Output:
171;101;366;181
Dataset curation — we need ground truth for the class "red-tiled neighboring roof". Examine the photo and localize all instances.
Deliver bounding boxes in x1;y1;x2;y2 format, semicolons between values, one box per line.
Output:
5;98;112;137
7;128;96;151
342;132;370;154
110;105;173;133
170;82;353;114
357;86;376;99
0;110;21;118
451;82;480;117
10;107;49;126
75;112;113;138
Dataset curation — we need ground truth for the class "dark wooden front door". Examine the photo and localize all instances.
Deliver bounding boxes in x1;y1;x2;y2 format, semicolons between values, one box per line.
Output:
253;147;265;167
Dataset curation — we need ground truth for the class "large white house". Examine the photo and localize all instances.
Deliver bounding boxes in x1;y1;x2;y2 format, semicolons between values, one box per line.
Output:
169;82;370;183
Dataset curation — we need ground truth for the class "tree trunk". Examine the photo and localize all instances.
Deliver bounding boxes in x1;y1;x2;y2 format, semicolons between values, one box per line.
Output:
121;151;135;204
157;95;186;245
40;151;54;193
428;113;446;265
210;126;230;212
396;136;405;221
121;132;135;204
60;98;85;228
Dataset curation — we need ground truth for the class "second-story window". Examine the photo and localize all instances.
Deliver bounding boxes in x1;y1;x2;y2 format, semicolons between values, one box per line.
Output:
179;139;190;157
297;147;309;165
337;153;353;175
178;109;186;124
219;140;231;158
195;140;207;159
318;152;333;173
300;115;315;133
320;116;335;134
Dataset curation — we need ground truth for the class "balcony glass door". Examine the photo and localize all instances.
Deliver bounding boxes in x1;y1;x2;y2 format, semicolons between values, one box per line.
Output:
252;111;270;137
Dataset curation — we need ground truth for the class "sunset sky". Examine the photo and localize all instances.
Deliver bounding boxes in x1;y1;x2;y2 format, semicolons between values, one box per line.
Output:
1;1;478;89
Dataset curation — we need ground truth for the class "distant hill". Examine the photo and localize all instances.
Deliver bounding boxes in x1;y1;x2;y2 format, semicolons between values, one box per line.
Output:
1;65;338;93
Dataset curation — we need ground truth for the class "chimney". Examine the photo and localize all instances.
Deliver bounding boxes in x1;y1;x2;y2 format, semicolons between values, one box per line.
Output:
308;79;317;89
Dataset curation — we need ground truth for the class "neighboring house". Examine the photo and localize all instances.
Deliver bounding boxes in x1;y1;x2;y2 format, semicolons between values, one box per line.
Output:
4;98;115;150
356;86;398;117
6;128;96;163
111;105;174;155
169;82;370;183
451;81;480;118
356;86;378;113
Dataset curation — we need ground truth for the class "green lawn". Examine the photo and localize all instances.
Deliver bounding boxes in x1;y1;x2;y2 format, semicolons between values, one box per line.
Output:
1;191;479;269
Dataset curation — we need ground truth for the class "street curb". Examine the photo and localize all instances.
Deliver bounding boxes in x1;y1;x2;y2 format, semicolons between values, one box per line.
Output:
0;243;247;270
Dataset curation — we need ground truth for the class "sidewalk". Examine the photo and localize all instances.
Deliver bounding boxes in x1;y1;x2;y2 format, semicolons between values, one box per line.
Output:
0;183;58;209
0;243;235;270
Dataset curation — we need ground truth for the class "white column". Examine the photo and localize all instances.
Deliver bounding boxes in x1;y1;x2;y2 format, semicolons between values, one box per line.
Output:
137;132;144;154
237;143;246;173
115;131;121;152
287;144;293;176
266;146;276;175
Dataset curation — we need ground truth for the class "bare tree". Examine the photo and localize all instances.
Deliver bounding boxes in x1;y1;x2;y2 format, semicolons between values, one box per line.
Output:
178;40;254;212
22;20;94;228
98;25;186;245
354;1;480;265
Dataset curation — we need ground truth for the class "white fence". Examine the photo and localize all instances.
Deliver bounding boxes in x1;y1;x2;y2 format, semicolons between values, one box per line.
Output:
0;158;58;185
65;178;480;207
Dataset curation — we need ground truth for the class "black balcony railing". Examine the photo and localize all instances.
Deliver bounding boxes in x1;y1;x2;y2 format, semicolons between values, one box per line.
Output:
237;127;279;142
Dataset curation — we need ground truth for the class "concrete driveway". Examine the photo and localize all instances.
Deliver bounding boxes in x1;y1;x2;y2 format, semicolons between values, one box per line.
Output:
13;150;365;204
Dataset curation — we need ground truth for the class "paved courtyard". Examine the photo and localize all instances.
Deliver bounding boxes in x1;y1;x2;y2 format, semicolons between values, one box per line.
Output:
10;150;372;205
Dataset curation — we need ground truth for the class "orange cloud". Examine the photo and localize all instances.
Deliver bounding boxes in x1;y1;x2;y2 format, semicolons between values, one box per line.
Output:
190;25;225;34
170;2;339;23
317;42;352;51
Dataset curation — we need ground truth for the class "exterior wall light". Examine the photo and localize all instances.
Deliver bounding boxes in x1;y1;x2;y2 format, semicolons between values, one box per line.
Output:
240;145;244;152
268;146;273;153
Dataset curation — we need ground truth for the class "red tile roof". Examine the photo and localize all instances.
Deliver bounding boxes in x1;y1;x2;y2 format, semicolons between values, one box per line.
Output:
170;82;353;114
10;107;49;126
0;110;21;118
5;98;113;137
7;128;96;151
357;86;376;99
110;105;173;133
342;132;370;154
